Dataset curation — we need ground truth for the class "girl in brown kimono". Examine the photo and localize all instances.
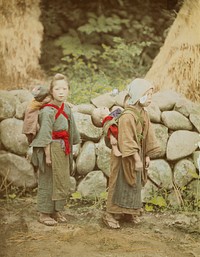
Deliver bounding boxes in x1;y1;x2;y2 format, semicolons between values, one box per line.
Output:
31;73;80;226
103;78;160;229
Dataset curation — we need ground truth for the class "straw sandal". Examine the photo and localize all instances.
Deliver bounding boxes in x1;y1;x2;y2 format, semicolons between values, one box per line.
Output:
51;212;67;223
123;214;141;224
38;216;58;226
102;213;120;229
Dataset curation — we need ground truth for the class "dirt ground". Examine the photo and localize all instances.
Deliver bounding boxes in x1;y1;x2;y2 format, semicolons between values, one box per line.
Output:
0;196;199;257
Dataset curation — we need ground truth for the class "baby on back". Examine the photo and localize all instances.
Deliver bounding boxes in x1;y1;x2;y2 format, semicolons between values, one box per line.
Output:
91;107;122;156
22;85;51;144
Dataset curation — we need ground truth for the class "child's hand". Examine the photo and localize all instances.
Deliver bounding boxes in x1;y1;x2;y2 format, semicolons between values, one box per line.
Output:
145;156;150;170
135;160;143;172
44;144;51;166
46;156;52;166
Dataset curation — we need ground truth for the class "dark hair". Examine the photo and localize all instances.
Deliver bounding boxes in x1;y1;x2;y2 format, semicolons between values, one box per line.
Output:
49;73;69;95
32;85;49;102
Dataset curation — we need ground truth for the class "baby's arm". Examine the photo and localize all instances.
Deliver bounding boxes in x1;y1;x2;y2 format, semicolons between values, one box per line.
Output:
110;133;118;145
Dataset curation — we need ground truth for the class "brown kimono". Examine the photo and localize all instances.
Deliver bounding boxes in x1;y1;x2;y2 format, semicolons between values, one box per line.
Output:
106;105;160;215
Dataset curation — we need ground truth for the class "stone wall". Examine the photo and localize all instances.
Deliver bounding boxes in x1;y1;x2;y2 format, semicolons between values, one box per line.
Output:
0;89;200;208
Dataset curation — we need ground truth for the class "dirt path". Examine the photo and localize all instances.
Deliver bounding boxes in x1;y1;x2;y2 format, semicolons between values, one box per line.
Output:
0;197;199;257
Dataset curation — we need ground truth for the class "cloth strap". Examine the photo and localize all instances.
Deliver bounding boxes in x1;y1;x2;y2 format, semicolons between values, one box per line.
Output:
102;116;118;139
41;103;69;120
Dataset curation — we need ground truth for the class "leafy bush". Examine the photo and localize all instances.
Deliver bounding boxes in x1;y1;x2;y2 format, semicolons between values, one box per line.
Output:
51;13;152;104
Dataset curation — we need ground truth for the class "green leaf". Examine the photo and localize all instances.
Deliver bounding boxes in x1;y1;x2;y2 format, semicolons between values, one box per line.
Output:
9;194;16;199
99;191;108;200
145;204;154;212
148;196;167;207
70;191;82;200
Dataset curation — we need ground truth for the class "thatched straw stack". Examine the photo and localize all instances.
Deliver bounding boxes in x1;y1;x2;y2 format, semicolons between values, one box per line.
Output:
145;0;200;102
0;0;43;89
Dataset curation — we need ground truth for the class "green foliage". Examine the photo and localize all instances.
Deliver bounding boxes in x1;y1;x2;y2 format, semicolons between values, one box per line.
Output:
52;12;153;104
92;191;108;209
68;190;107;210
70;191;82;201
145;193;167;212
145;204;154;212
78;13;129;34
55;33;101;59
148;196;167;208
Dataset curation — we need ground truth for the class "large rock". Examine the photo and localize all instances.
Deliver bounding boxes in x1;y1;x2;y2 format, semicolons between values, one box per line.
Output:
0;91;17;121
152;90;180;111
96;137;111;177
161;111;193;131
141;180;158;202
189;113;200;133
168;191;182;208
0;118;29;155
192;151;200;170
69;176;77;193
72;104;95;115
76;141;96;175
146;102;161;123
9;89;33;103
188;180;200;202
166;130;200;161
90;92;115;108
174;97;198;117
152;123;169;158
72;159;76;175
15;101;29;120
148;159;173;189
73;112;102;142
173;159;197;187
0;151;37;188
77;170;107;199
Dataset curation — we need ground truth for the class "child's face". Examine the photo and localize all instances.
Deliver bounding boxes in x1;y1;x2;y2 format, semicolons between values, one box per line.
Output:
52;80;69;102
139;88;153;107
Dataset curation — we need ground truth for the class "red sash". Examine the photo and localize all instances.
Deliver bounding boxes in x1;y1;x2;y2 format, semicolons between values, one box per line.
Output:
52;130;70;155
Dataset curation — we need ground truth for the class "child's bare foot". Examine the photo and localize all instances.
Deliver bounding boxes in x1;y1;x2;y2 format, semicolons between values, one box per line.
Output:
38;213;58;226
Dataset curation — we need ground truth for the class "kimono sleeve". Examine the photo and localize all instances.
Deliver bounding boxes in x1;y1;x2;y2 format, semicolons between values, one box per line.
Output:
71;113;81;145
30;108;55;147
118;113;140;158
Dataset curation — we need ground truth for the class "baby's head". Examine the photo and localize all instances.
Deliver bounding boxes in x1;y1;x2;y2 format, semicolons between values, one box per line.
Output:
32;85;49;102
91;107;110;127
